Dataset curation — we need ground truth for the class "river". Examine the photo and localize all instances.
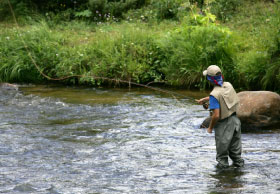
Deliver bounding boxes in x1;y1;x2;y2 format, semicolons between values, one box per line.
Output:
0;85;279;194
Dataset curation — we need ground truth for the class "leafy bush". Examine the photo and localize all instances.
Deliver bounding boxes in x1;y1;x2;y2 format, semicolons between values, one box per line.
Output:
88;0;148;21
125;0;191;22
262;6;280;92
209;0;242;22
261;31;280;92
236;32;280;92
0;0;31;21
160;11;239;88
84;24;166;85
74;9;93;20
30;0;88;13
151;0;181;20
124;6;157;22
190;0;204;8
238;51;269;90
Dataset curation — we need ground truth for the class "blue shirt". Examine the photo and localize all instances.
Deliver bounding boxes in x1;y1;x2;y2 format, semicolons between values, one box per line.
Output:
209;95;220;110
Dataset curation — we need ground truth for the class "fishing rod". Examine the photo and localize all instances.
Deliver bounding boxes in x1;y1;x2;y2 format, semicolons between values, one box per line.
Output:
6;0;193;102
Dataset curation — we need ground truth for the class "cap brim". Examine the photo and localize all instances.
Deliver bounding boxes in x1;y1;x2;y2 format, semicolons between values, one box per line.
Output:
203;70;207;76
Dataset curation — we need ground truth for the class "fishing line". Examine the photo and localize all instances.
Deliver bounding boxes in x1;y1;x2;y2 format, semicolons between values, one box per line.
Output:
7;0;194;105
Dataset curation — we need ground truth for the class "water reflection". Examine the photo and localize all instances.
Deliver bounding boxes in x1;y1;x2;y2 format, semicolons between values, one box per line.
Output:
209;167;246;193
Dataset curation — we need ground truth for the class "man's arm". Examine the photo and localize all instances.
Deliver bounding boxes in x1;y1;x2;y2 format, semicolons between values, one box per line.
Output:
207;109;219;133
196;96;209;105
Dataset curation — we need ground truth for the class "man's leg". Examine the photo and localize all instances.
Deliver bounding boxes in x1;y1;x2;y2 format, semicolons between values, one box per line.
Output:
215;120;235;168
228;116;244;167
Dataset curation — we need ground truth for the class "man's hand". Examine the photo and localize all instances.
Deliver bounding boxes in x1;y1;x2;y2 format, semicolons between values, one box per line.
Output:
207;128;213;134
195;96;209;105
195;99;204;105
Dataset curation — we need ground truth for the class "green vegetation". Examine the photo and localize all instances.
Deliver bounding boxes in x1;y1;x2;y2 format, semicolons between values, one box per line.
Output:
0;0;279;92
227;1;280;91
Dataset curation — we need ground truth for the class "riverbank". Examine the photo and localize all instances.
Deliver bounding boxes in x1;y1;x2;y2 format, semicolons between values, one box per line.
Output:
0;1;279;92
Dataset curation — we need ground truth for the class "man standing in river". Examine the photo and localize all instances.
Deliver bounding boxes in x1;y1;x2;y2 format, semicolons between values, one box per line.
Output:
196;65;244;169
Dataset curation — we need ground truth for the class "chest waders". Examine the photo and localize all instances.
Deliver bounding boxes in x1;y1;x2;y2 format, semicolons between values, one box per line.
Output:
209;82;244;168
214;114;244;168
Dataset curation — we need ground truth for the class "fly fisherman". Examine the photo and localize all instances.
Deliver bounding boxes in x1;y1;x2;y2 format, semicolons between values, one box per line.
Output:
196;65;244;169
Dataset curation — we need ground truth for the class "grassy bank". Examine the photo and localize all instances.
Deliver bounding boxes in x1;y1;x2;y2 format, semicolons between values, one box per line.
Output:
0;1;279;92
0;21;177;85
224;1;280;91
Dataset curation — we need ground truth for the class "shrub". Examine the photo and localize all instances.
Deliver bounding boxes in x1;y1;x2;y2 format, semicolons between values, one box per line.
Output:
124;6;157;22
237;32;280;92
209;0;241;22
0;0;31;21
84;24;166;85
160;12;239;88
262;5;280;92
30;0;88;13
238;51;269;90
88;0;148;21
190;0;204;8
260;31;280;92
151;0;181;20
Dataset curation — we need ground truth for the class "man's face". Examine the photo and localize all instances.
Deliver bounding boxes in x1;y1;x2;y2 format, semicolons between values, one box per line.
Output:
206;75;215;86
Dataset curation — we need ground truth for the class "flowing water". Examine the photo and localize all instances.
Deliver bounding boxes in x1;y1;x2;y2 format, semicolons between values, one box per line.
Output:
0;85;279;194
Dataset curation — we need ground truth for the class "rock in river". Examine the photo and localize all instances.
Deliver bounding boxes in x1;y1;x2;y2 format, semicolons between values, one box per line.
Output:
237;91;280;130
201;91;280;130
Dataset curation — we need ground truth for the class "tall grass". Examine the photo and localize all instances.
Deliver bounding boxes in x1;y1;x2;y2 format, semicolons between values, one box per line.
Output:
0;21;171;85
224;1;280;92
161;24;238;89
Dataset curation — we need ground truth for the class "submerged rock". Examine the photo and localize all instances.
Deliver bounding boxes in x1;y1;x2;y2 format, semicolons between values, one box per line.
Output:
0;83;18;90
201;91;280;130
13;183;36;192
200;116;211;128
